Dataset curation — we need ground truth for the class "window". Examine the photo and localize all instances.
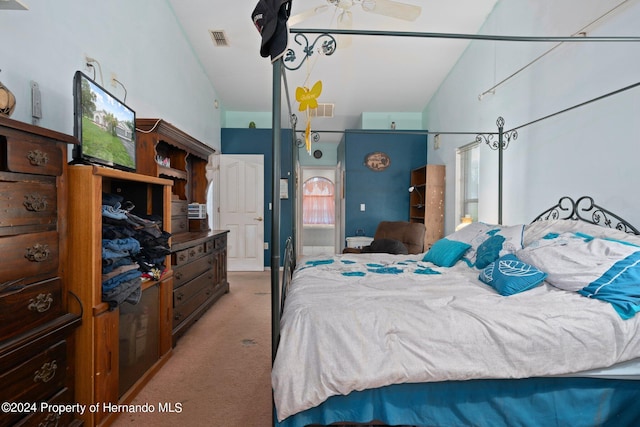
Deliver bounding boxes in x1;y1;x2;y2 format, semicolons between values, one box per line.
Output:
456;142;480;222
302;177;335;225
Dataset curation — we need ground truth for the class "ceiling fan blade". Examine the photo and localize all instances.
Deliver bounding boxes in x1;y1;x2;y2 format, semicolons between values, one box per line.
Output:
288;5;329;26
362;0;421;21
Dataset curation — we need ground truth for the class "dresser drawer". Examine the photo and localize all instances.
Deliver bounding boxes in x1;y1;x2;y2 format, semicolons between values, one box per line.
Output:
0;277;63;343
0;231;58;285
172;283;215;329
174;269;214;308
2;136;63;176
171;200;188;216
13;387;76;427
173;254;214;288
213;234;226;249
0;340;67;415
172;242;206;267
171;216;188;234
173;248;190;266
0;172;57;236
187;242;205;261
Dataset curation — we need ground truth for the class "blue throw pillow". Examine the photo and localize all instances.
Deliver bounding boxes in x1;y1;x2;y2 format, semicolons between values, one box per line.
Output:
479;254;547;296
475;234;506;269
423;238;471;267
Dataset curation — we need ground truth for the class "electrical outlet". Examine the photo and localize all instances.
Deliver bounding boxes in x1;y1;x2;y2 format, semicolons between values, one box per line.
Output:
434;134;441;150
264;242;269;250
84;54;94;71
110;72;117;87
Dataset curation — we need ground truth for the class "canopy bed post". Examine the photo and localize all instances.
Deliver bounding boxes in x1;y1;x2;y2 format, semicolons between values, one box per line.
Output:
476;117;517;225
497;119;504;224
271;58;283;363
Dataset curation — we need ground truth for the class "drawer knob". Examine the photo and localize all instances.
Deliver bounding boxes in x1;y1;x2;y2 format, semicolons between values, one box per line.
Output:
175;272;183;280
27;149;49;167
178;253;186;262
40;413;61;427
189;249;196;257
33;360;57;383
176;292;184;301
28;292;53;313
23;193;48;212
25;243;50;262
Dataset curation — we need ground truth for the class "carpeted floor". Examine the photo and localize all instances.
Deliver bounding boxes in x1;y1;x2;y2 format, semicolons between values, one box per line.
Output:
111;271;273;427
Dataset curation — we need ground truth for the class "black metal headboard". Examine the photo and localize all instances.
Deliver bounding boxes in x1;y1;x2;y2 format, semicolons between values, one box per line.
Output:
531;196;640;235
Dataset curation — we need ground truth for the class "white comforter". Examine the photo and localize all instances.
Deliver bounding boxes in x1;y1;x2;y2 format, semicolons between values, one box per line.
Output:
272;252;640;421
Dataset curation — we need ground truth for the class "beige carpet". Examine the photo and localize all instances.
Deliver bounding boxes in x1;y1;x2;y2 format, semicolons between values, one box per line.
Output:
111;271;273;427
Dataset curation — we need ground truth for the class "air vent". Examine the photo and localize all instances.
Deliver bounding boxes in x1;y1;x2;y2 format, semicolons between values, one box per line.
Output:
310;103;334;118
209;30;229;47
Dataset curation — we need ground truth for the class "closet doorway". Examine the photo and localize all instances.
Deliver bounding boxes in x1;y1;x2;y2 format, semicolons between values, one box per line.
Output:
298;168;341;257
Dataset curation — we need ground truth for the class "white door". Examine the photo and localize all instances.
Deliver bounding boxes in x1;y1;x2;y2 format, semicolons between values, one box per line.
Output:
220;155;264;271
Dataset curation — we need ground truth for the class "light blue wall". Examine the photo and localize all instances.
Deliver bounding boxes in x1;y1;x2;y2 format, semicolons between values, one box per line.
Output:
0;0;220;150
424;0;640;233
361;112;423;130
224;111;272;129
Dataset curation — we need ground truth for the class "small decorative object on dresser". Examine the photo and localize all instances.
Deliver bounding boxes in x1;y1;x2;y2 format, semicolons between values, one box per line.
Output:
0;77;16;117
0;116;82;426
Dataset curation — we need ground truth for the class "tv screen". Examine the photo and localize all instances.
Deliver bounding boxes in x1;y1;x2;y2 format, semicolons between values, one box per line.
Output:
72;70;136;172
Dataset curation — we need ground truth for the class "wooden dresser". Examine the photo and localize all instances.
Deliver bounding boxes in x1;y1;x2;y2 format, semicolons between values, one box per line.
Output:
171;230;229;343
135;119;229;345
0;116;82;427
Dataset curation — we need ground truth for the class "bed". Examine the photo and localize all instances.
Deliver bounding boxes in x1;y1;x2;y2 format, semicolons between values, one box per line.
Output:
272;196;640;427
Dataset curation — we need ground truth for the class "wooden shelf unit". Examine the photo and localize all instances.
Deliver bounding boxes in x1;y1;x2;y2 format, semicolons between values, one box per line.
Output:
409;164;445;250
67;165;173;427
135;119;229;345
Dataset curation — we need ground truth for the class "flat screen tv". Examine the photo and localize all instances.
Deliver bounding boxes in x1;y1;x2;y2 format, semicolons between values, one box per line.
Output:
72;70;136;172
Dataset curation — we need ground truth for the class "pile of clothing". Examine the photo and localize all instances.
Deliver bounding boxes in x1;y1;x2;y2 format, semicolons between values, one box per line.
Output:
101;192;171;309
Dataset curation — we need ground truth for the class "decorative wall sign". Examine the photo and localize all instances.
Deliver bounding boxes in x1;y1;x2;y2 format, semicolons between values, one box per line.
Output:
364;152;391;171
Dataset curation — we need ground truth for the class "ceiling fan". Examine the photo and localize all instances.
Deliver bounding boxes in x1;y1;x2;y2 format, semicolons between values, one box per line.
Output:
289;0;422;28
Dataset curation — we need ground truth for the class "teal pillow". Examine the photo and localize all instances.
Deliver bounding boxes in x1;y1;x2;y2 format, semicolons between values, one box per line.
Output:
423;238;471;267
475;234;506;269
479;254;547;296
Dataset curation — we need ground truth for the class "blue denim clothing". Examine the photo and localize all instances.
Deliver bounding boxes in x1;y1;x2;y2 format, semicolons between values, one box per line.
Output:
102;192;123;208
102;237;141;260
102;268;142;291
102;276;141;310
102;256;135;274
102;204;129;220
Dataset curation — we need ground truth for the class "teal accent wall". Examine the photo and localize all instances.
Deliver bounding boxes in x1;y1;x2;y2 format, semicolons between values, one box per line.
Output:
344;130;427;239
221;128;293;267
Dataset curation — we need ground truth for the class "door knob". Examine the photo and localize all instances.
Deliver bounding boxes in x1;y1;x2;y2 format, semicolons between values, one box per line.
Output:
254;216;263;221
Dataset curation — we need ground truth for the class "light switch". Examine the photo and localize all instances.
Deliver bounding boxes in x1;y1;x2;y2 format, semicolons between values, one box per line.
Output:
360;203;366;211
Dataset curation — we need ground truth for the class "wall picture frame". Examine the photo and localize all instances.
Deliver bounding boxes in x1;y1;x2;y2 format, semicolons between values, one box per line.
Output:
364;151;391;171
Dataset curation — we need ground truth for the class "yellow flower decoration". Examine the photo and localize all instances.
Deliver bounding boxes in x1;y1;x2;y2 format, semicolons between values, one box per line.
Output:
296;80;322;112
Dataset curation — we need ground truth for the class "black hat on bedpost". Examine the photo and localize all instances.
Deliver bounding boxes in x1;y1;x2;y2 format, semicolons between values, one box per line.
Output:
252;0;291;62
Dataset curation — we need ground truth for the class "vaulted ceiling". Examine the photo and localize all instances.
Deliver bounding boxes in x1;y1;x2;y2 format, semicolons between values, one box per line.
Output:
168;0;499;134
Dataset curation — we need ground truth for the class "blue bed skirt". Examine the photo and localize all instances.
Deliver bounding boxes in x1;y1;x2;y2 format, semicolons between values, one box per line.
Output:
275;377;640;427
